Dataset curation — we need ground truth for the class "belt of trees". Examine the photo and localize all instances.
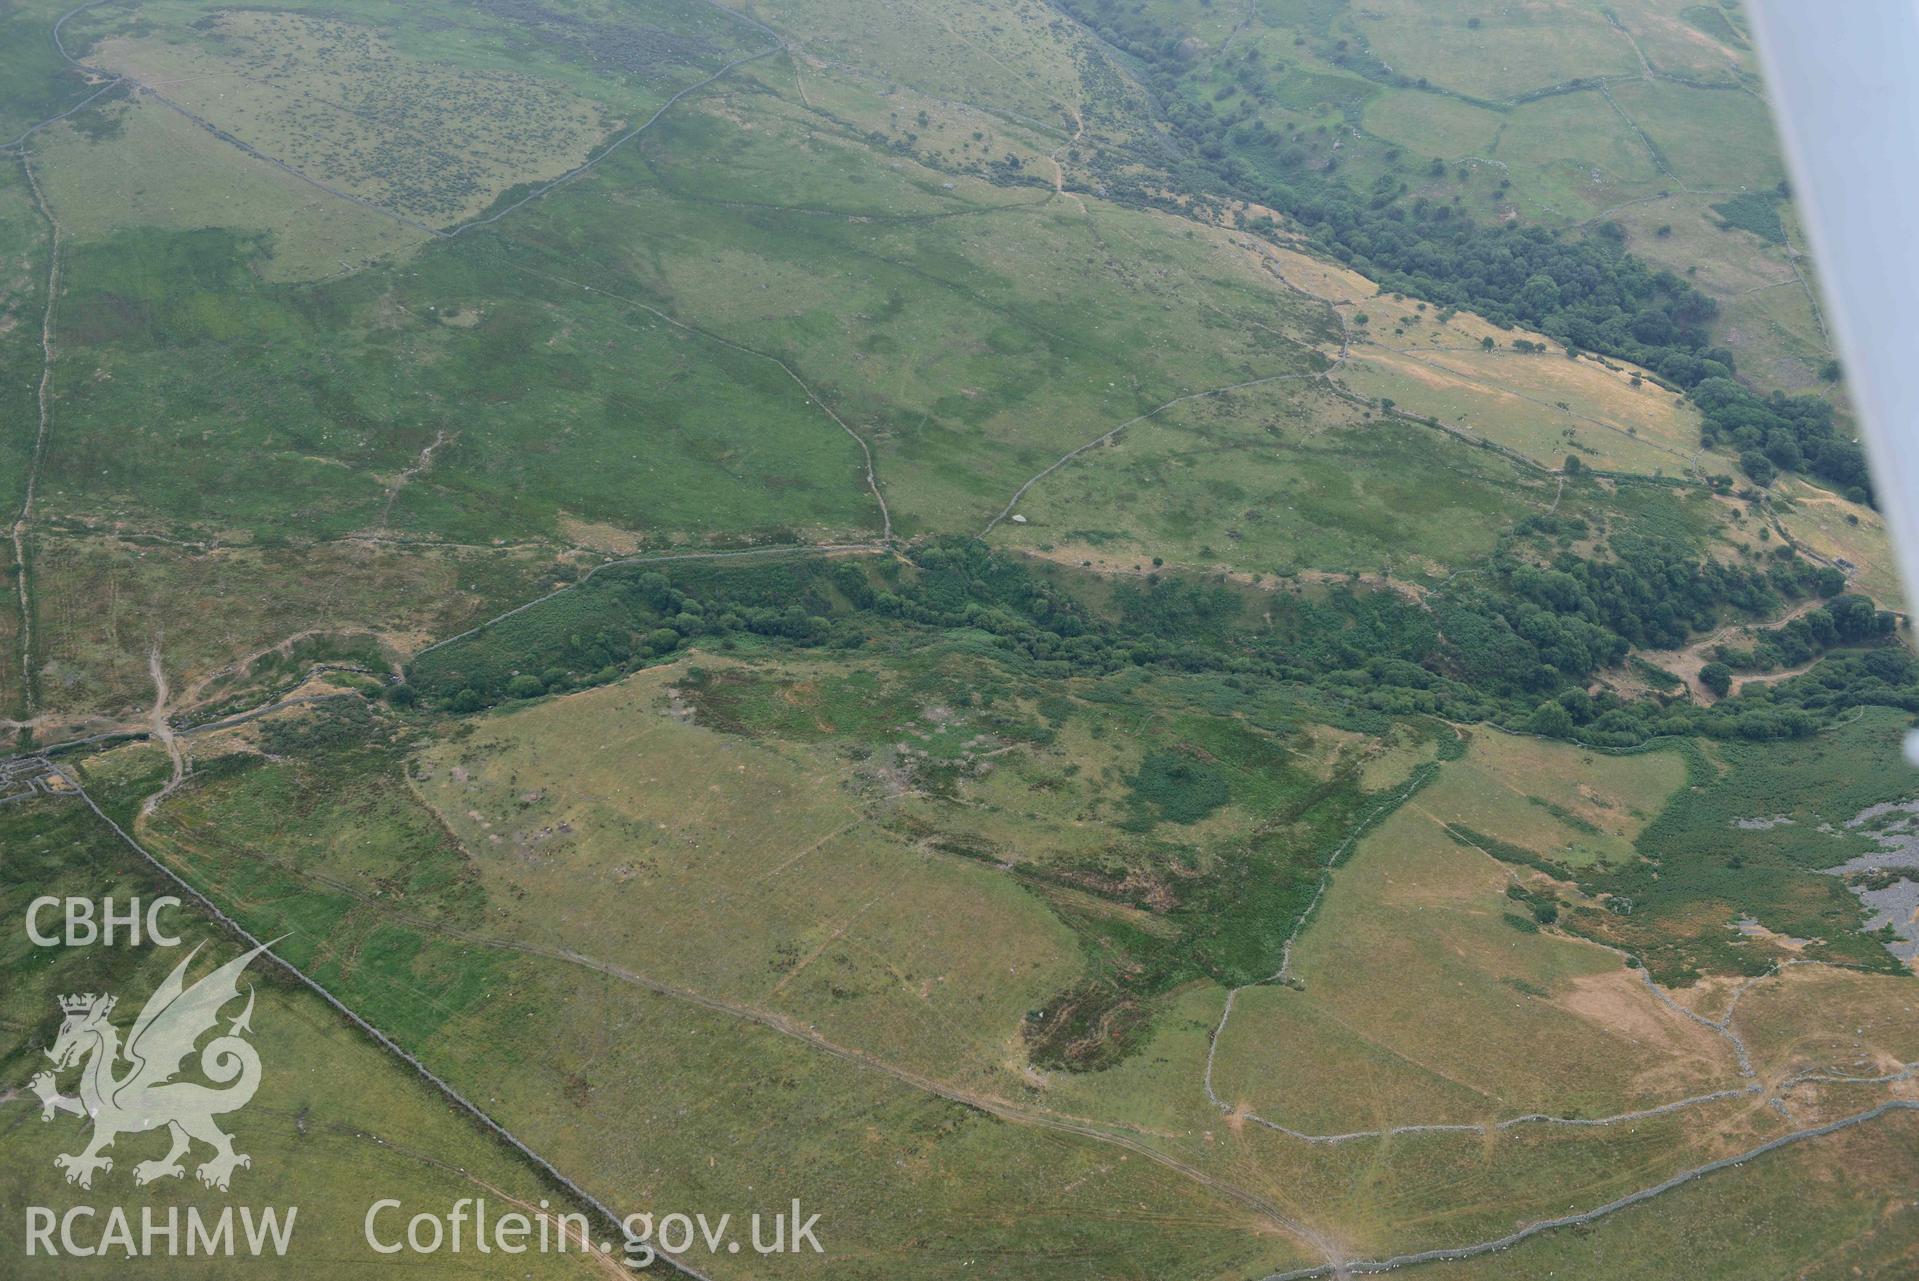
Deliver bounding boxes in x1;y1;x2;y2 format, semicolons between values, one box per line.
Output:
1055;0;1870;503
405;538;1910;749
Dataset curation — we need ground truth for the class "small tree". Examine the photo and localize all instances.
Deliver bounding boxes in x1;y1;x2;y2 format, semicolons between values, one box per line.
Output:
1699;662;1733;698
1738;450;1776;486
1528;700;1575;737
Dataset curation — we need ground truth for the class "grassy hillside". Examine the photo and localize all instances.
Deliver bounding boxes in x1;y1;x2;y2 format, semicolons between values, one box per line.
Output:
0;1;1913;1277
0;788;615;1279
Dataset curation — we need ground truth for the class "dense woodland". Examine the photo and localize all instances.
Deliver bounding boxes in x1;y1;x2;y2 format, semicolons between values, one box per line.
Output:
406;536;1910;748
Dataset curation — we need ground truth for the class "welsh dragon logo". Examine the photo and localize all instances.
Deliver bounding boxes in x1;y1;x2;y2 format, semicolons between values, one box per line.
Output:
28;941;274;1192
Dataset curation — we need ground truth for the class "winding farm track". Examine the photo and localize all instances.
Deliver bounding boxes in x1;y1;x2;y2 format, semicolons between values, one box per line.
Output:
46;766;718;1281
1193;762;1919;1274
326;908;1331;1254
1201;749;1914;1149
444;945;1335;1258
140;643;185;816
40;753;1339;1265
1189;756;1729;1148
5;544;886;764
9;148;59;720
9;2;1917;1272
28;715;1919;1277
29;658;1913;1275
376;429;453;529
19;2;893;546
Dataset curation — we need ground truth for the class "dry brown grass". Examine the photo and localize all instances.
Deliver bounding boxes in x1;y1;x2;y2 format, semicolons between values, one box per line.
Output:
1209;767;1740;1135
1772;477;1906;608
27;532;553;729
412;662;1084;1093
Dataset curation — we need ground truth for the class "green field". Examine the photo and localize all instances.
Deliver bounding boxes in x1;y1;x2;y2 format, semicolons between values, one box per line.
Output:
0;790;614;1279
94;667;1919;1272
1210;730;1733;1135
1361;0;1643;101
111;696;1330;1277
1081;0;1837;396
1564;711;1919;983
3;0;1847;702
987;380;1549;578
1;0;1913;1275
1609;78;1787;192
1424;1112;1919;1280
35;94;427;282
